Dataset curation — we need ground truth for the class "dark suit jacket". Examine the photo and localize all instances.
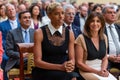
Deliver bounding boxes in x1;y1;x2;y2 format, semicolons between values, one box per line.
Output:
73;12;80;27
5;27;35;71
104;24;120;54
72;24;82;39
63;23;81;39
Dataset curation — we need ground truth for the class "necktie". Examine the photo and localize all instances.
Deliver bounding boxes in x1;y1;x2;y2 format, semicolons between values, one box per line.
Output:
24;30;29;43
67;26;70;30
109;26;120;55
54;31;61;36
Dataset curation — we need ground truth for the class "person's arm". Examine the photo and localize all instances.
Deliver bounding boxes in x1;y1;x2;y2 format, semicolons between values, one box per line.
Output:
75;43;99;74
68;31;75;64
6;31;19;58
34;29;66;71
101;54;108;70
101;53;109;77
0;32;3;64
65;31;75;72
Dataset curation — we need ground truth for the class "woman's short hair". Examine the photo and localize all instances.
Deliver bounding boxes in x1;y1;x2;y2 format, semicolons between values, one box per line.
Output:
83;12;105;40
46;2;61;14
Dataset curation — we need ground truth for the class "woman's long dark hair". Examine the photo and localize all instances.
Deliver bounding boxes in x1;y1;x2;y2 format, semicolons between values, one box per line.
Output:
29;3;42;21
84;12;105;40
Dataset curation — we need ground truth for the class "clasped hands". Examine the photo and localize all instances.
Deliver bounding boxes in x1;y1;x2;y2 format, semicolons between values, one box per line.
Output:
109;54;120;63
97;69;109;77
63;60;75;72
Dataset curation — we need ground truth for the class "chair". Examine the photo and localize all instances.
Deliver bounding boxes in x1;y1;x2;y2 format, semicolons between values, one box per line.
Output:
8;43;34;80
110;68;120;80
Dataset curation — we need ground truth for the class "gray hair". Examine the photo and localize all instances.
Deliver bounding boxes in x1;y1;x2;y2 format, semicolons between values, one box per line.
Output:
102;5;115;14
5;3;15;12
63;4;75;11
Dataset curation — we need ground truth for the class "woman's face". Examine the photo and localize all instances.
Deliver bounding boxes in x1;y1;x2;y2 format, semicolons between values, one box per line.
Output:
48;6;65;27
95;6;102;13
32;6;40;16
0;5;6;16
89;16;102;32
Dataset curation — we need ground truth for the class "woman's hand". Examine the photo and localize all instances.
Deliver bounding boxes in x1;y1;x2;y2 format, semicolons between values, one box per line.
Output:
64;60;75;72
97;69;109;77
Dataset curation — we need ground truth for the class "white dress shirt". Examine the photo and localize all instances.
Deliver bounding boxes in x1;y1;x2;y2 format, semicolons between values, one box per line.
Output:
21;27;30;43
48;23;63;35
64;23;72;30
9;19;18;29
106;23;120;55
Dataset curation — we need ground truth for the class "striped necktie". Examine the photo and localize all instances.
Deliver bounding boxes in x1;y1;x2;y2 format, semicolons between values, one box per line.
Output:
109;26;120;55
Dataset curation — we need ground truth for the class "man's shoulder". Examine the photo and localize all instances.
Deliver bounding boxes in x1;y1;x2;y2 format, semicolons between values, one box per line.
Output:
0;19;9;25
9;27;20;33
72;24;80;30
29;28;35;32
114;23;120;27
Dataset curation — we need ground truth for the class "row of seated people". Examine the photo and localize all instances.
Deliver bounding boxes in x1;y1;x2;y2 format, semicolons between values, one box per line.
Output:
0;2;120;80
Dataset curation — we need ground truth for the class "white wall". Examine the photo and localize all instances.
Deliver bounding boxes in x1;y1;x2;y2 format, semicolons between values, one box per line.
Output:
76;0;120;5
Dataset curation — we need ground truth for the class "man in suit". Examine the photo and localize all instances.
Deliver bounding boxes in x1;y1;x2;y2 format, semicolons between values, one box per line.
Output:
5;11;35;72
0;3;20;80
73;5;88;32
63;4;81;39
63;4;84;80
103;5;120;70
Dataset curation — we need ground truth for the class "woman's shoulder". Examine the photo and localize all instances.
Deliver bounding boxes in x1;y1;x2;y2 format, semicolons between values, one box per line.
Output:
103;34;107;40
75;34;85;44
76;34;84;40
103;34;108;48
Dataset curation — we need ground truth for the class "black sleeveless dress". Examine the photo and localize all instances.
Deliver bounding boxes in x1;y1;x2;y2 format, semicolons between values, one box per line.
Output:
83;34;106;60
32;26;78;80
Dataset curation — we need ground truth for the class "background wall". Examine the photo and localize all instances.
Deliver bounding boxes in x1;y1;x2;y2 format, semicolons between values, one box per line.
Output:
76;0;120;5
8;0;120;4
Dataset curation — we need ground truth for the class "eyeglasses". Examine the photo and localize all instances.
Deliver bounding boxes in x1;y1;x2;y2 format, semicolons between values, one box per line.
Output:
66;13;75;16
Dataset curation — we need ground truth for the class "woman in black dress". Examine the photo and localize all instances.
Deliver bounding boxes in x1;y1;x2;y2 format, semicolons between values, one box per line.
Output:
75;12;116;80
32;2;77;80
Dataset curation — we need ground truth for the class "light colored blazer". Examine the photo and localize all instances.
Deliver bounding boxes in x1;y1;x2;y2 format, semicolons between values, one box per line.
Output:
30;19;42;29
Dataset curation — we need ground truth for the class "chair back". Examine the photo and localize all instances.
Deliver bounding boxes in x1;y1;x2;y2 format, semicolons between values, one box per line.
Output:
17;43;34;80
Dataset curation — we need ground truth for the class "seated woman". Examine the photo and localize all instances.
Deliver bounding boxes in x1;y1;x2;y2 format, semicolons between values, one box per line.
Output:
32;2;78;80
75;12;117;80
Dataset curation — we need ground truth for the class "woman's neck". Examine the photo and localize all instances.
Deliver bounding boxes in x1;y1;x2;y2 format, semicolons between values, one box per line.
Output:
32;15;38;20
1;15;7;19
91;31;99;38
51;22;61;29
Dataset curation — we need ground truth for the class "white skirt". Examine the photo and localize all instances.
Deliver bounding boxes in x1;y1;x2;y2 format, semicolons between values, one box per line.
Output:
86;59;117;80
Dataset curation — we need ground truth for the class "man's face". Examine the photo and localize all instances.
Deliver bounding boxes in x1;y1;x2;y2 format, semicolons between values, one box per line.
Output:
19;12;31;29
64;8;75;24
80;6;88;17
103;8;117;24
6;5;16;19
